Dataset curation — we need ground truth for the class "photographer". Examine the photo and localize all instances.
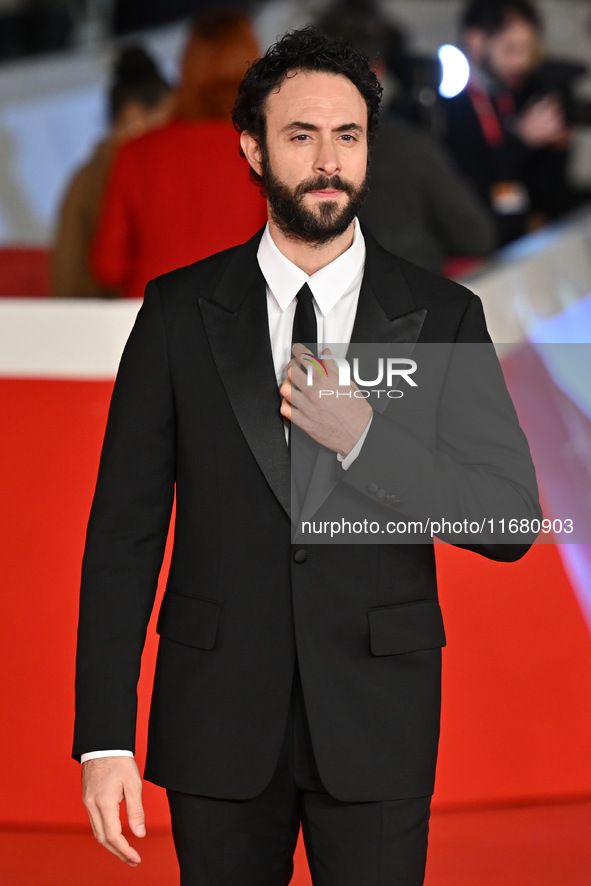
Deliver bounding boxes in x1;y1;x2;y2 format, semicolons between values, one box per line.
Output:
443;0;583;245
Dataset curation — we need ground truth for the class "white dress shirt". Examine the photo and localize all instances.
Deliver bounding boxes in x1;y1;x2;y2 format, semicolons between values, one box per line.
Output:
258;217;371;468
260;216;365;388
81;217;371;763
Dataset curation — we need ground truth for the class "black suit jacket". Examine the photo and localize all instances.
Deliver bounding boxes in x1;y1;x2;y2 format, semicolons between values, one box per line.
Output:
73;226;540;802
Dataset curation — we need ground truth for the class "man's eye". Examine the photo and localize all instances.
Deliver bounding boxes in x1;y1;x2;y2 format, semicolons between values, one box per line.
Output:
340;134;357;142
293;134;310;141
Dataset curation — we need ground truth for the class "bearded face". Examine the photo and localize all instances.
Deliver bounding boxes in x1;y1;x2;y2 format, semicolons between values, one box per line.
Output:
259;143;369;246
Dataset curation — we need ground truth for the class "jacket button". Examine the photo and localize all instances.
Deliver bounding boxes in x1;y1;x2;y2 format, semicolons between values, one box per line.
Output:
366;483;378;494
376;488;387;500
294;549;307;564
387;493;404;506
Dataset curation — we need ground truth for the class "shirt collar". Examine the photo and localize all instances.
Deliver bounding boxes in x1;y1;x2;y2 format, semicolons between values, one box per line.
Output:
257;217;366;315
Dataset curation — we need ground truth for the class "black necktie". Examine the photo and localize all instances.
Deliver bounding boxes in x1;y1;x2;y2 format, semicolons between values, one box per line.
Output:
290;283;318;509
292;283;317;354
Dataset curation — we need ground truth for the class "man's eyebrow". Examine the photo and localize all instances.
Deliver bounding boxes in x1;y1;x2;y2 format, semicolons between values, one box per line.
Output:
334;123;364;133
281;121;364;133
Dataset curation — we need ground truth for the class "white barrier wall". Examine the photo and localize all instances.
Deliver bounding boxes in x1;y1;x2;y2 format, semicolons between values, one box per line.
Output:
0;297;140;377
1;209;590;380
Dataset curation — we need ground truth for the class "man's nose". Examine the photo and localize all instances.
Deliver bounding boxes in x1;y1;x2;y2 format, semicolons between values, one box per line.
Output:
313;139;340;177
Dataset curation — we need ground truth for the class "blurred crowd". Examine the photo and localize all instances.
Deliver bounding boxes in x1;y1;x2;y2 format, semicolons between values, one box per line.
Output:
53;10;267;299
2;0;590;298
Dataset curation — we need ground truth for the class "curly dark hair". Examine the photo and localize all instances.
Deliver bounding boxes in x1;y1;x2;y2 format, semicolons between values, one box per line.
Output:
232;25;382;170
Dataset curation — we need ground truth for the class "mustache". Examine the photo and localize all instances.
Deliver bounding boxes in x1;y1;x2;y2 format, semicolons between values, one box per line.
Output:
295;175;355;197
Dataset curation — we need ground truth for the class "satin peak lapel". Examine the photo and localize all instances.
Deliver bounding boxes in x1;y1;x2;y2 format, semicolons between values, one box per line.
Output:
199;237;291;519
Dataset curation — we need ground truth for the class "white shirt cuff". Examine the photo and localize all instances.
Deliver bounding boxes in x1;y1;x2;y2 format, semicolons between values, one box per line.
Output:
80;750;134;762
337;413;373;471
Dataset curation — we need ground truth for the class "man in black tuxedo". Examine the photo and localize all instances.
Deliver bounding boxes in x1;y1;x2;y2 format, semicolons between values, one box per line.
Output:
74;27;540;886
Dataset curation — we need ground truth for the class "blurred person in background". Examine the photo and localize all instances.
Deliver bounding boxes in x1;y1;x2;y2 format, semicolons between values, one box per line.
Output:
90;7;267;299
318;0;496;274
443;0;582;245
52;45;173;298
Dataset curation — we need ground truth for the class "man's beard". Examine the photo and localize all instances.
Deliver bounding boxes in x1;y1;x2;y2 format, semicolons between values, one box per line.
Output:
260;147;369;246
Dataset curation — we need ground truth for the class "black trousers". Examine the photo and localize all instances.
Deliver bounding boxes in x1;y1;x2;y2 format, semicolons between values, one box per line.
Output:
167;661;431;886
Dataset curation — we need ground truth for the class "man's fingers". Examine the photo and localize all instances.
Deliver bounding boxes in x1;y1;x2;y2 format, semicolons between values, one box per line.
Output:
281;375;309;405
102;814;142;865
291;342;307;359
288;357;315;395
124;777;146;838
85;801;101;842
291;360;309;387
85;794;142;866
280;396;291;421
289;384;307;414
280;378;292;402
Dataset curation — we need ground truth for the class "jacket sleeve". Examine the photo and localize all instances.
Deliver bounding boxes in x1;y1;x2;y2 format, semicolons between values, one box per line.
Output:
73;279;176;759
341;294;542;561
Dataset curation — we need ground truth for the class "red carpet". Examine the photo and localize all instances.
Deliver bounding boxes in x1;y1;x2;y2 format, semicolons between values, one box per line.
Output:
424;797;591;885
2;798;589;885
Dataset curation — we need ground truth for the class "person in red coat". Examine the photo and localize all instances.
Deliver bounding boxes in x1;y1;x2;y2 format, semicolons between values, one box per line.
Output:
91;9;267;299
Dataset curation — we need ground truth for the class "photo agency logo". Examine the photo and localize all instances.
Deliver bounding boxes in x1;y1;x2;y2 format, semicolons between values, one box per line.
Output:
302;352;418;399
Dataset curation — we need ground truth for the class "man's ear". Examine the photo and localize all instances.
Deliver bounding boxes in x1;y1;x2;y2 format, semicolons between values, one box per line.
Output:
240;131;263;177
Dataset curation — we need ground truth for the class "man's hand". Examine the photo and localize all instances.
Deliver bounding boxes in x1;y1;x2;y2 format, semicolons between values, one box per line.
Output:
280;344;372;455
516;96;570;148
82;756;145;866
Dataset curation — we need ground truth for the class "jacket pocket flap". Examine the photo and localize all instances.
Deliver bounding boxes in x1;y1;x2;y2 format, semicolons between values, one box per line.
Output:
156;591;221;650
367;598;446;656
